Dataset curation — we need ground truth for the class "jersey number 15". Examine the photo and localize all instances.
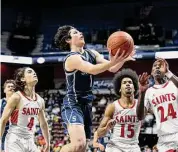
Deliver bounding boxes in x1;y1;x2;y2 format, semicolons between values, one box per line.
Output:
120;124;135;138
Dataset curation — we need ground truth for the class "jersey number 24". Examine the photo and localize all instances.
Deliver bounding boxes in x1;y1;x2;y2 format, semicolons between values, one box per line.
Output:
157;103;177;123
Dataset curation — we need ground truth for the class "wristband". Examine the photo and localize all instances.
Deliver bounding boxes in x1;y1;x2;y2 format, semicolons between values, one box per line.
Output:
165;70;173;79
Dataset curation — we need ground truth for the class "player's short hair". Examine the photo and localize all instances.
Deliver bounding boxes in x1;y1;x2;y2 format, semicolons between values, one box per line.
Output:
14;67;29;91
3;79;16;89
113;68;139;98
54;25;75;51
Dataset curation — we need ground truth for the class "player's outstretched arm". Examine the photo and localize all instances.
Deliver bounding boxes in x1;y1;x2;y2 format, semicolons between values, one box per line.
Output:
38;99;50;152
137;92;147;120
65;50;127;75
96;103;115;137
137;73;150;120
0;93;20;137
91;49;135;73
65;54;111;75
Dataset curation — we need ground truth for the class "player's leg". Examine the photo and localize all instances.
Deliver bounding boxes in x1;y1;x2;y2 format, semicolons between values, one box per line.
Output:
86;139;91;152
83;103;93;151
60;105;87;152
5;133;25;152
60;124;86;152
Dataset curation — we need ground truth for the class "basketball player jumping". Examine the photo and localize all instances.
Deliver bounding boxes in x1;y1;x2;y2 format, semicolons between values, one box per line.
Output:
93;68;141;152
0;80;16;152
0;67;50;152
137;59;178;152
54;25;135;152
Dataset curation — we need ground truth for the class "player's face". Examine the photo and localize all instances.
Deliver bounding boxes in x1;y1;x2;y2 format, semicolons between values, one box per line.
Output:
68;28;85;47
120;77;135;97
151;60;165;79
4;83;15;96
22;68;38;85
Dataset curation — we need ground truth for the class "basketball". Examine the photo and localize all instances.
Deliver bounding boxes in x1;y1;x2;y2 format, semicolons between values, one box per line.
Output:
107;31;134;57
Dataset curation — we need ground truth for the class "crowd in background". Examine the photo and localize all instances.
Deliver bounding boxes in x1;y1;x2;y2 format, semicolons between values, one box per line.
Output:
2;2;178;56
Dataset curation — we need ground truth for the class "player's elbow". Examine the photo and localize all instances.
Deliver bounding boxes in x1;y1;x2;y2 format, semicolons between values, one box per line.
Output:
0;117;8;126
90;71;98;75
96;128;107;138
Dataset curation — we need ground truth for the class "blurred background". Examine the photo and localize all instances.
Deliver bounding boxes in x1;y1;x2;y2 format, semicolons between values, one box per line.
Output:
1;0;178;151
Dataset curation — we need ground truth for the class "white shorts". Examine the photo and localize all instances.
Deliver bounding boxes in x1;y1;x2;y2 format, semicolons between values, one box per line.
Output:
5;132;39;152
157;132;178;152
105;142;141;152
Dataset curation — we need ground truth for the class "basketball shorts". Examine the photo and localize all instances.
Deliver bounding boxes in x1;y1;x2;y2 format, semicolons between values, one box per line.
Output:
1;131;7;150
5;132;39;152
157;132;178;152
61;102;92;139
105;142;141;152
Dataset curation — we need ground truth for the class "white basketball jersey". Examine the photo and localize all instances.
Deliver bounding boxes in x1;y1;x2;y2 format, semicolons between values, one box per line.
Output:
144;81;178;137
110;99;141;144
8;91;43;137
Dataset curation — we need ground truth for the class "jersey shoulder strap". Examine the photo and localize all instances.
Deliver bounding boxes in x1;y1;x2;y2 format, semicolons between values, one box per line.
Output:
63;52;80;63
63;52;80;73
85;49;96;63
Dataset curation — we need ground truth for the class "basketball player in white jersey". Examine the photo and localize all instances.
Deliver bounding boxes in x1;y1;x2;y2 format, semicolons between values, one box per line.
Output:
0;80;15;152
137;59;178;152
0;67;50;152
93;68;141;152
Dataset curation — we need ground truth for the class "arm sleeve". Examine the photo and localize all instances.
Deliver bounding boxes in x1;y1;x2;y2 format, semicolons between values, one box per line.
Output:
144;89;151;111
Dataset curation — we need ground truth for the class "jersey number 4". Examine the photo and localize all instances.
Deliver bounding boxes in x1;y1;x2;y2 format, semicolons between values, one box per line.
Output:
27;117;34;130
120;124;135;138
158;103;177;123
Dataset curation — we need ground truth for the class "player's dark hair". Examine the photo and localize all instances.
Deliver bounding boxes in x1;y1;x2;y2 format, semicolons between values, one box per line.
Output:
3;79;16;89
14;67;29;91
113;68;139;98
54;25;75;51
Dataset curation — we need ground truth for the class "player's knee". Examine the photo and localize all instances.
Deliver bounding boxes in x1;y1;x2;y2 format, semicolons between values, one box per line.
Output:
73;138;86;152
